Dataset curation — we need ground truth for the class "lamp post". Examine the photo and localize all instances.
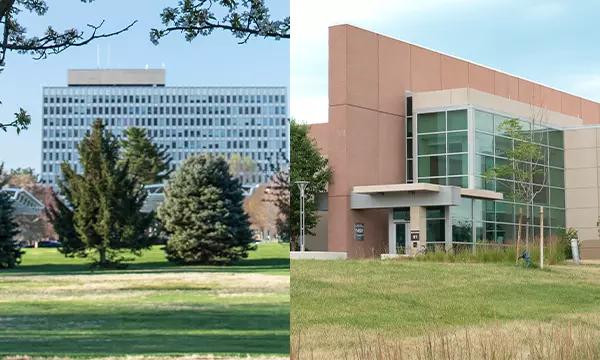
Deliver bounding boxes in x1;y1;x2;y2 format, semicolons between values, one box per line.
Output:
295;181;309;252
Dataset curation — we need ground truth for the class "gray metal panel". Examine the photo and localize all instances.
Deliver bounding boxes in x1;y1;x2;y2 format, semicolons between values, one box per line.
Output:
350;186;461;209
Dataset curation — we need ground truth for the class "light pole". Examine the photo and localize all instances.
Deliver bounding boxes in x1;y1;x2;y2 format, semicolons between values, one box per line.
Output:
295;181;309;252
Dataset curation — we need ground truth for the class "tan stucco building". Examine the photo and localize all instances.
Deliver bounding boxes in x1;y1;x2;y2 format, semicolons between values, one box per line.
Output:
306;25;600;259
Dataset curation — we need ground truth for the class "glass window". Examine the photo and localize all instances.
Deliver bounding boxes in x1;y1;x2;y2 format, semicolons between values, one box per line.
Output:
420;177;446;185
417;112;445;133
475;155;494;176
447;176;468;188
550;187;565;208
548;130;564;148
393;208;410;221
418;155;446;177
495;136;512;157
549;167;564;188
550;208;565;228
447;110;467;131
534;186;549;206
453;198;472;220
427;219;445;243
447;154;468;176
426;206;445;219
494;114;512;135
495;223;515;243
475;110;494;133
406;117;413;138
407;138;413;158
475;132;494;155
418;133;446;155
495;201;514;223
452;218;472;243
447;131;468;153
549;148;564;168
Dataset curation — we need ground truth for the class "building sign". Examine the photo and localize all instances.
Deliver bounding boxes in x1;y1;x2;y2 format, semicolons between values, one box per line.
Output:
411;231;420;247
354;223;365;241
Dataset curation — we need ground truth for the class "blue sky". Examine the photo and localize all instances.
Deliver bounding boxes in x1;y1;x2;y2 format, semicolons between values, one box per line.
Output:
291;0;600;124
0;0;289;172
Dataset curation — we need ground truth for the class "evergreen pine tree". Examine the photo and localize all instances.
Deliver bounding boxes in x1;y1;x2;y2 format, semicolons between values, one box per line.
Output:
0;164;22;268
120;127;171;184
158;155;255;264
53;119;155;267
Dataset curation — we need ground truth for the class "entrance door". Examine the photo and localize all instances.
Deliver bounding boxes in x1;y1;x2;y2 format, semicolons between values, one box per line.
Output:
395;223;408;255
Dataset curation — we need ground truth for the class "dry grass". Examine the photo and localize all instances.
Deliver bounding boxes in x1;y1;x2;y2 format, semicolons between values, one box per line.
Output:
291;321;600;359
3;356;288;360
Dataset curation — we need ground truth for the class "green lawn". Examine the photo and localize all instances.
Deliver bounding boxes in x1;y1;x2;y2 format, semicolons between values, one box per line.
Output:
0;243;290;358
291;259;600;357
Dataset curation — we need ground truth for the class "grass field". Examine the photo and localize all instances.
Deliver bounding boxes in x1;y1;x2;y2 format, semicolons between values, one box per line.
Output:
291;259;600;359
0;243;290;359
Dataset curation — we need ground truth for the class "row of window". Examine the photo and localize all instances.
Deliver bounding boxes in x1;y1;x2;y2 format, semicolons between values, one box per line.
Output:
43;94;286;105
43;105;287;116
43;116;287;128
44;128;286;140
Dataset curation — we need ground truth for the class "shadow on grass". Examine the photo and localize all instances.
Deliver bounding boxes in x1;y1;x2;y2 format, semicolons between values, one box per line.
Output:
0;305;290;356
0;257;290;277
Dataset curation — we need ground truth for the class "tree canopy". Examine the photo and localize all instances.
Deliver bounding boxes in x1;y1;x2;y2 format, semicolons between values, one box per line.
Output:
120;127;171;185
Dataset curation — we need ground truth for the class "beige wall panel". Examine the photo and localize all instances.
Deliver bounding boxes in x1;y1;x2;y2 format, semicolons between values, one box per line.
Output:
565;168;597;189
378;35;410;116
566;188;599;209
566;208;599;228
305;211;329;251
346;26;379;110
564;128;597;150
564;148;596;169
581;240;600;259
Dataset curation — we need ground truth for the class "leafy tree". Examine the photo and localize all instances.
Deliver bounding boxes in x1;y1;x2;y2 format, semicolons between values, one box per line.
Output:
151;0;290;45
0;0;136;133
0;163;22;268
287;120;331;250
485;117;547;258
244;183;278;240
158;154;255;264
228;153;257;183
50;119;155;267
120;127;171;184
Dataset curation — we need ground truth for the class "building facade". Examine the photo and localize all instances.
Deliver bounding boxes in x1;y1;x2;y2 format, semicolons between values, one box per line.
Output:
307;25;600;259
41;69;288;187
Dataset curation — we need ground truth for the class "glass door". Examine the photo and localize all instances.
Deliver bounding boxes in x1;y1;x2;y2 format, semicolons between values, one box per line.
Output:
395;223;407;255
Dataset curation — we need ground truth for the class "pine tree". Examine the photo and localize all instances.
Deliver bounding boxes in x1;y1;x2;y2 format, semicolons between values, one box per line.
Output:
51;119;155;267
0;164;22;268
158;155;255;264
120;127;171;184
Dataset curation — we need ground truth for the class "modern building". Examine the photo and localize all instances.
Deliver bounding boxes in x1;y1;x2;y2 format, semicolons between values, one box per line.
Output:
307;25;600;259
41;69;288;187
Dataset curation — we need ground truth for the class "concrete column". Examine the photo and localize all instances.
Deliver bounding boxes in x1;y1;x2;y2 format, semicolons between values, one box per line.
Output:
410;206;427;253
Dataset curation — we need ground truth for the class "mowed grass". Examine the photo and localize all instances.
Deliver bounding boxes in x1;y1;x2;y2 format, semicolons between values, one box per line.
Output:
291;259;600;358
0;243;290;358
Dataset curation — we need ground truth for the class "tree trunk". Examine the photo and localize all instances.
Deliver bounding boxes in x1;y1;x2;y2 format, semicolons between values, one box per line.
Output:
98;247;107;266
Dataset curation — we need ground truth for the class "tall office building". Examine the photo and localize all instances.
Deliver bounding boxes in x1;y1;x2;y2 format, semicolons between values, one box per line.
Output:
41;69;288;187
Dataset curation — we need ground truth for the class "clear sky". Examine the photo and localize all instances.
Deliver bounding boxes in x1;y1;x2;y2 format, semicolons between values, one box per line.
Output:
0;0;289;172
291;0;600;124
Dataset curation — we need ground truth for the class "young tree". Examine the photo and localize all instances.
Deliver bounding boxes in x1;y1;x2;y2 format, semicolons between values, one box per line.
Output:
0;163;22;268
151;0;290;45
158;154;255;264
0;0;136;132
486;112;548;257
244;184;278;240
120;127;171;184
287;120;332;250
50;119;155;267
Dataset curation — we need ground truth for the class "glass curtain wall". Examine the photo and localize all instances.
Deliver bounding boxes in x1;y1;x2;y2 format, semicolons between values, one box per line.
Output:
414;108;565;246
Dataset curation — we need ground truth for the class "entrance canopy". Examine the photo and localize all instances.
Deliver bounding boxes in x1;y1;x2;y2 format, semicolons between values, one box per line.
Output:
351;183;502;209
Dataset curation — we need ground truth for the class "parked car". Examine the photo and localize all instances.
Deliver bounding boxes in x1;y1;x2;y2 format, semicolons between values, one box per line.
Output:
37;240;60;248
